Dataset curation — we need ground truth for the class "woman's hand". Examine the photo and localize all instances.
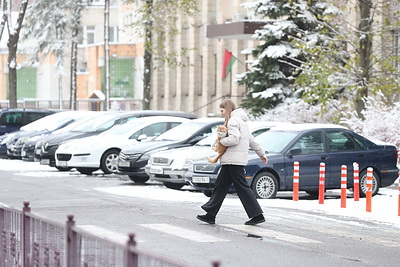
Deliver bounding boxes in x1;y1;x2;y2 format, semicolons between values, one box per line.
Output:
260;155;268;164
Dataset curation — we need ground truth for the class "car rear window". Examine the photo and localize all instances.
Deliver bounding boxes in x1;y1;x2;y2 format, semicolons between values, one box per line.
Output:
0;112;23;125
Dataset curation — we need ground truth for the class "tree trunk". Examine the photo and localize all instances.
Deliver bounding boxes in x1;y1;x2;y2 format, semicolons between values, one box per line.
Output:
356;0;373;117
6;0;29;109
142;0;153;110
7;35;17;108
143;29;152;110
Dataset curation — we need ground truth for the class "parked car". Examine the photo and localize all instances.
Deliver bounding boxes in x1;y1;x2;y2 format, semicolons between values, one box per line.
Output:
144;121;285;189
5;111;98;160
0;108;56;136
38;110;196;168
185;123;399;199
55;116;190;175
117;117;225;186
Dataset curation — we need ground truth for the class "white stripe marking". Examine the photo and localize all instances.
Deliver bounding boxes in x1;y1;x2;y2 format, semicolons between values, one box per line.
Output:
139;224;229;243
221;224;321;244
80;225;137;243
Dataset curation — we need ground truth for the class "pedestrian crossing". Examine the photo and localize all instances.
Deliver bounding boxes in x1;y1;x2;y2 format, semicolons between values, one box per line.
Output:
136;223;321;244
139;224;229;243
221;224;322;244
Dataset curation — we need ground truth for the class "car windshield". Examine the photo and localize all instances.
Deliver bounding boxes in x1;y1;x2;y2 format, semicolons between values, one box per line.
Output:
100;120;144;136
255;130;298;153
154;121;211;142
21;114;71;132
70;114;119;133
195;134;214;146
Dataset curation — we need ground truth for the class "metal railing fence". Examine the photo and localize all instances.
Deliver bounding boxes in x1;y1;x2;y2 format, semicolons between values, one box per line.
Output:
1;201;218;267
0;98;142;111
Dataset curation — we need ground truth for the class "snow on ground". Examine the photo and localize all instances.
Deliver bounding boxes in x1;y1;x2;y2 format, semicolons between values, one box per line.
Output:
2;159;399;228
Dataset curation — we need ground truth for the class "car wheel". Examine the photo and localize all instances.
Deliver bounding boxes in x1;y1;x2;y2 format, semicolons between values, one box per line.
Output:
76;167;97;175
163;182;184;190
56;166;71;171
251;171;278;199
359;169;380;197
100;149;120;174
128;175;149;184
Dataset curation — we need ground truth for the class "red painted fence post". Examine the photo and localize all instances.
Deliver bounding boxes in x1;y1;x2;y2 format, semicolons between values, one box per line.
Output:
126;233;139;267
22;201;31;267
319;162;325;204
66;215;78;267
366;167;373;212
293;161;299;201
353;162;359;201
341;165;347;208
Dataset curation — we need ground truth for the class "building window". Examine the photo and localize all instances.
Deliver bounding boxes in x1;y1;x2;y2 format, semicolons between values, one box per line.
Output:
109;26;119;43
79;26;96;45
102;58;136;98
7;67;37;99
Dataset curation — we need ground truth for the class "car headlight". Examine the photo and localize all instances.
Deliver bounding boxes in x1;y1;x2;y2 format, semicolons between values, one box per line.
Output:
140;153;151;161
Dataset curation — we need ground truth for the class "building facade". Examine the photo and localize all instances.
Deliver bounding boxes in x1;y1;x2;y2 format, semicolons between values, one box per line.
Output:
1;0;400;116
0;0;143;111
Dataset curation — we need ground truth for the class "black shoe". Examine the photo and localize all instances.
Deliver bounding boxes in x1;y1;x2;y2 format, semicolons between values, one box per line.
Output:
245;214;265;225
196;214;215;224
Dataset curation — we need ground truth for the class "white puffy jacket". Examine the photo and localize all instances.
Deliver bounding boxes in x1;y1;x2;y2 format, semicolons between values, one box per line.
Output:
219;108;265;166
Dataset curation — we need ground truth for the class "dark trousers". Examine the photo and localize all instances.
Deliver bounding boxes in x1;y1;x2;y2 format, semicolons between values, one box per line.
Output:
201;165;263;218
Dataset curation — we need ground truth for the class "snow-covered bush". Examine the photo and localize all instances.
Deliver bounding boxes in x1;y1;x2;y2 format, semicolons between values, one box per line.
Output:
340;98;400;148
252;97;400;149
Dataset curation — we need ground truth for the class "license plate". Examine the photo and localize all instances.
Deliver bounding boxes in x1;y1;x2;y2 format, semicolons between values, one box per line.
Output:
21;150;26;157
58;161;68;167
118;161;130;167
40;159;50;165
192;176;210;183
150;166;163;174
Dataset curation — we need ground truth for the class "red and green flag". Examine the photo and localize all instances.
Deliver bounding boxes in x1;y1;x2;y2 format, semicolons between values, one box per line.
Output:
221;49;237;81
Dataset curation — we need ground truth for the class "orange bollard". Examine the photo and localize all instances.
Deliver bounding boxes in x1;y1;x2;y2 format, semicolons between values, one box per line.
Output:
353;162;359;201
340;165;347;208
366;167;373;212
319;162;325;204
293;161;299;201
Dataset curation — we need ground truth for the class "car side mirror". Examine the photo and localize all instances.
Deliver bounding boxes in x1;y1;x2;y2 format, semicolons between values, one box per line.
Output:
288;148;302;157
137;134;148;141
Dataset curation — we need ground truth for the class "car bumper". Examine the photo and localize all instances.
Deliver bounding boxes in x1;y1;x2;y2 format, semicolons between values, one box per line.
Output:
56;153;100;169
380;168;399;187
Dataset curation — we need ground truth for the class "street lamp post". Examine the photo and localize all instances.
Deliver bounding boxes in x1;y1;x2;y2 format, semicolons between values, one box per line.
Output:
104;0;110;110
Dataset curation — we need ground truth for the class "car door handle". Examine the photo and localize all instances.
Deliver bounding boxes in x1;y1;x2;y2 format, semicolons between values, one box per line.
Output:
321;156;328;160
357;154;365;157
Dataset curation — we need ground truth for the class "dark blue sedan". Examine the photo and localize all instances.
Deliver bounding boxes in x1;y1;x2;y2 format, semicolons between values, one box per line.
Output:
185;124;399;199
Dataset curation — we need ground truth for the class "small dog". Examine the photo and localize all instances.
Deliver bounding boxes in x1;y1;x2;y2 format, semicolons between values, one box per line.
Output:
206;125;228;164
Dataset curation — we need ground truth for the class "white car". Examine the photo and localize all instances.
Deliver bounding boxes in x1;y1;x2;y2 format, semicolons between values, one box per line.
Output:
55;116;190;175
145;121;286;189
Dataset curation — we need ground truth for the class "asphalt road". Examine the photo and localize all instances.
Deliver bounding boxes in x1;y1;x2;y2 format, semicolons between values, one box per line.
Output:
1;159;399;267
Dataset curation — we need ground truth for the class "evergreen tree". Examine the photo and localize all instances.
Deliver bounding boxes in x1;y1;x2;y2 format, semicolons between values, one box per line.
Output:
239;0;340;116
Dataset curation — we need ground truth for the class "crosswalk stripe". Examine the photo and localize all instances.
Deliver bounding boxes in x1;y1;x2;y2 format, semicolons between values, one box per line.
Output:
80;225;139;243
221;224;322;244
139;224;229;243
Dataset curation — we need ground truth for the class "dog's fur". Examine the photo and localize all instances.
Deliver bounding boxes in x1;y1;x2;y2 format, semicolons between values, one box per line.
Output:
206;125;228;164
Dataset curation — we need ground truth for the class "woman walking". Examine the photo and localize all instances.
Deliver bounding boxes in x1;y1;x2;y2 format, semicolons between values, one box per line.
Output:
197;99;267;225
